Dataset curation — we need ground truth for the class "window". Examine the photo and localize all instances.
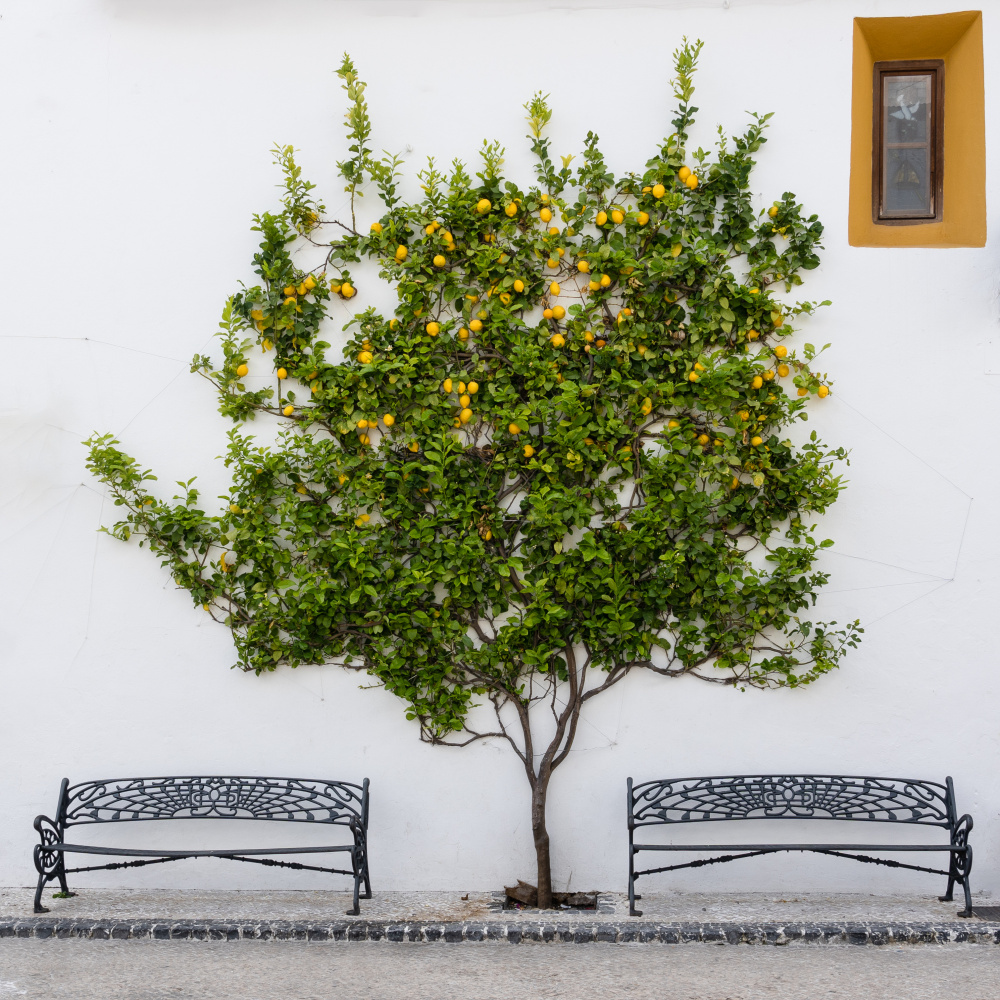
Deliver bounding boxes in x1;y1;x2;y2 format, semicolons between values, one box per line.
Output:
873;61;943;224
848;11;984;249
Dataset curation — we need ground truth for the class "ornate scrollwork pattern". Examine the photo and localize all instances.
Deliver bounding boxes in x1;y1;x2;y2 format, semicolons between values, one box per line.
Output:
63;777;366;827
32;816;61;875
631;775;951;827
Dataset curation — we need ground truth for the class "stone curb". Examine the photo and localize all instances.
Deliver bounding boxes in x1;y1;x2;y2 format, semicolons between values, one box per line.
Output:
2;918;999;945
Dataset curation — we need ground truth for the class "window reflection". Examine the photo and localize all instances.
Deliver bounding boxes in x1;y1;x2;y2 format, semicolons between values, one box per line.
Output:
880;72;935;218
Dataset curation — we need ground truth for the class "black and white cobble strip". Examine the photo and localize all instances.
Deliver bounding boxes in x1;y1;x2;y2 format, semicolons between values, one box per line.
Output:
2;919;1000;945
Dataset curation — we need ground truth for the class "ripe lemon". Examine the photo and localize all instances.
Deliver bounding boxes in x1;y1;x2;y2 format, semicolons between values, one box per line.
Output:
583;330;594;342
458;382;466;393
458;327;470;341
652;183;665;199
459;407;473;423
685;175;699;189
596;210;608;226
763;370;775;381
768;204;779;218
588;280;600;292
774;345;788;359
817;385;830;398
688;371;699;382
550;333;566;347
539;207;552;223
283;404;295;416
577;260;590;273
540;193;550;204
358;351;373;364
389;318;399;330
508;423;521;435
550;281;560;296
548;226;560;236
751;375;763;389
229;503;241;513
442;231;453;242
694;361;705;371
476;198;491;214
505;202;518;217
296;484;307;494
678;167;691;181
469;319;483;332
748;329;760;340
797;387;808;396
636;211;649;226
751;435;763;446
459;393;471;407
296;282;307;296
341;283;356;298
671;243;682;258
467;381;479;394
523;444;534;458
777;363;790;378
408;440;420;452
304;275;317;290
236;363;249;378
358;433;370;446
611;209;624;225
600;274;611;288
552;306;566;320
356;419;368;428
433;254;446;267
641;397;652;415
426;322;440;336
395;245;407;260
382;413;395;427
547;258;559;269
513;279;525;292
696;433;709;445
668;419;680;429
443;378;453;393
276;367;287;379
283;285;295;296
371;222;383;233
543;308;553;319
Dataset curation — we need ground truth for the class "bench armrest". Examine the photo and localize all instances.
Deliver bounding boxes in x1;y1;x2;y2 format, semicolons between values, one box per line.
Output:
952;813;973;846
32;815;63;876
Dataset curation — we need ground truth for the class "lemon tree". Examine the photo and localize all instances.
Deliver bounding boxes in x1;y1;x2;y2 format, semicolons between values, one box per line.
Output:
87;42;860;907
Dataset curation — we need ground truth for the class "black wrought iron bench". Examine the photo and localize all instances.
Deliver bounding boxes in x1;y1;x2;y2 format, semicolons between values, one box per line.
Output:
627;774;973;918
33;775;371;915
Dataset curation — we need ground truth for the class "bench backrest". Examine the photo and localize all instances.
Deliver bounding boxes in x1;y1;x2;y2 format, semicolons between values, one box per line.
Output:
56;776;368;829
629;774;955;830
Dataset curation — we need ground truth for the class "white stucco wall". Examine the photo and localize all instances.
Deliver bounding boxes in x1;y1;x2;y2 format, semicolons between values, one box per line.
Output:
2;0;998;899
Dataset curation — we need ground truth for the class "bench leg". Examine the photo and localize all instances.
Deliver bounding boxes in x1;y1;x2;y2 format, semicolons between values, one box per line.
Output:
629;847;642;918
940;844;973;918
346;849;361;916
33;871;49;915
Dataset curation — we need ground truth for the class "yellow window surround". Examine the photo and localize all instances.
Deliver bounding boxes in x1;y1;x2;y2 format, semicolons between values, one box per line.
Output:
849;10;985;248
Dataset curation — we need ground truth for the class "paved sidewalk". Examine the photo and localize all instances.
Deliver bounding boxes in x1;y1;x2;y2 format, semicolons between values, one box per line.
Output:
1;889;998;946
3;938;1000;999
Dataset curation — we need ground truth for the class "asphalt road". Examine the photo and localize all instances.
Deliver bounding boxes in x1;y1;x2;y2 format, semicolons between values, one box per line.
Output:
2;940;1000;1000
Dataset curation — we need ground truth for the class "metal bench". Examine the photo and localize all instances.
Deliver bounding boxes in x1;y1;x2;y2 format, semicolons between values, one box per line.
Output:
32;775;371;915
627;774;973;918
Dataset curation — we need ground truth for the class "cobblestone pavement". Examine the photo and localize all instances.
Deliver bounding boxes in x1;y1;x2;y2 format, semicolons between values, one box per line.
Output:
0;887;987;924
2;939;1000;999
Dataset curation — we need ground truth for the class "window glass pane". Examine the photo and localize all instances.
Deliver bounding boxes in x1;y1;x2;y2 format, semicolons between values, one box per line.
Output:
880;71;934;218
884;74;930;144
883;146;931;215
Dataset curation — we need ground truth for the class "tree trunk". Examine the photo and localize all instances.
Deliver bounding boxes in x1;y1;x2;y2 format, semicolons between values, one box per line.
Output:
531;777;554;909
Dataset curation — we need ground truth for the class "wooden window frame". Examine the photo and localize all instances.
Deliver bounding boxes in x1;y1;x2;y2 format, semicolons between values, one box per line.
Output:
872;59;945;225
